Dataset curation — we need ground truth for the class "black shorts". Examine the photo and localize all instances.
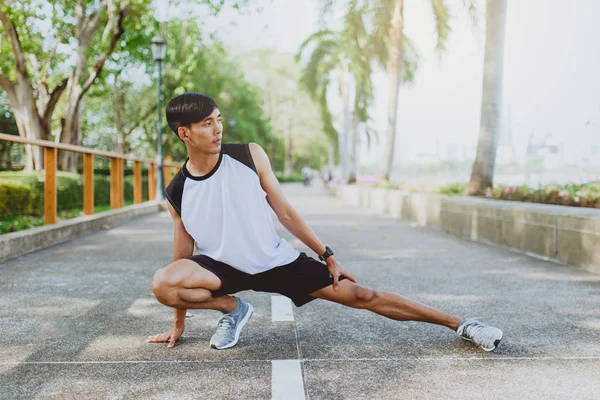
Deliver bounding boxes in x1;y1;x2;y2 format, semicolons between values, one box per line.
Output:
183;252;346;307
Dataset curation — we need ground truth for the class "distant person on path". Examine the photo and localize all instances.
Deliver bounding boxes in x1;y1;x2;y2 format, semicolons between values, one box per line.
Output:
321;168;331;187
301;166;312;186
147;93;503;351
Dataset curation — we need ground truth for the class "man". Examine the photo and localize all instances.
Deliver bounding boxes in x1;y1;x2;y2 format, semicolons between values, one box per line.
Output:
147;93;503;351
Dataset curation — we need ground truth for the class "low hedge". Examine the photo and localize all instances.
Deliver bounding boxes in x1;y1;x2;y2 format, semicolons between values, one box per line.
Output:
0;179;34;220
276;173;305;183
485;182;600;208
434;181;600;208
0;172;150;220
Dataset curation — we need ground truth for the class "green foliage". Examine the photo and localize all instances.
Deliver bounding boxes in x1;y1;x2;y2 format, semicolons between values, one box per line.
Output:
297;31;341;145
430;0;451;54
156;21;276;161
275;173;304;183
375;181;395;189
0;171;150;220
0;96;19;170
428;180;600;209
0;179;34;219
0;200;136;234
368;179;600;209
0;97;18;135
321;0;454;68
299;0;421;165
0;0;154;89
483;182;600;208
0;215;45;234
436;182;467;196
81;17;276;165
236;49;330;173
2;1;255;172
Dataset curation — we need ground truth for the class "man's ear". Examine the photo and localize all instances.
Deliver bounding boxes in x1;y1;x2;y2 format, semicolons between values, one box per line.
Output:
177;126;188;141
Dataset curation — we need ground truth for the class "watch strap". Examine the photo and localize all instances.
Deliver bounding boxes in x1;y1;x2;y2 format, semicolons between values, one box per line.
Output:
319;246;334;261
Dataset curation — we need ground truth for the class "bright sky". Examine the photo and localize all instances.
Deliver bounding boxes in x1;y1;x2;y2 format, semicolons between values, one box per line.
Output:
157;0;600;167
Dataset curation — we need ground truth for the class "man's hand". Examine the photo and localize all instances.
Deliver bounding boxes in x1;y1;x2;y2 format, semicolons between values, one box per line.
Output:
147;325;184;348
326;257;357;290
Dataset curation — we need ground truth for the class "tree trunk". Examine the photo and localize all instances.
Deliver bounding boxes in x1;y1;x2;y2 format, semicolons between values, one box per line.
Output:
56;4;127;172
468;0;507;195
58;68;84;172
377;0;404;183
116;99;125;154
348;114;359;184
59;95;83;172
340;64;351;181
6;83;47;171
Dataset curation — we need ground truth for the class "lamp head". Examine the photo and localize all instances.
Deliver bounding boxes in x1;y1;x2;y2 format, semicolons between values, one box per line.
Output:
151;35;167;61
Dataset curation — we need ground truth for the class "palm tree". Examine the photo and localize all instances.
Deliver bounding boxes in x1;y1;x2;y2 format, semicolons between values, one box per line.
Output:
320;0;453;182
297;29;352;180
468;0;507;194
298;2;386;182
374;0;453;182
301;0;424;183
342;3;374;183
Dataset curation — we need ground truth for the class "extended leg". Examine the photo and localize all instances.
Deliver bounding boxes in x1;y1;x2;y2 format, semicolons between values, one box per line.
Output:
310;280;462;330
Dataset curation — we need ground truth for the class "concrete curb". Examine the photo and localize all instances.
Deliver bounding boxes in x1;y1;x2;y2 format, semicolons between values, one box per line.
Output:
334;185;600;274
0;201;162;263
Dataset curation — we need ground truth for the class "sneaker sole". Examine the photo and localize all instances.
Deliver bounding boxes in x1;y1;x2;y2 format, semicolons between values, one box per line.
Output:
460;331;503;352
211;303;254;350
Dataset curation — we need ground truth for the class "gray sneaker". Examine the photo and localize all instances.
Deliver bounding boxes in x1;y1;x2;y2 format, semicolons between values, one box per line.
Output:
457;318;503;352
210;296;254;350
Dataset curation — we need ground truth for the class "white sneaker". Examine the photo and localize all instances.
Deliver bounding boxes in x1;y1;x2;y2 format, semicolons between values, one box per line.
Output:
210;296;254;350
457;318;503;352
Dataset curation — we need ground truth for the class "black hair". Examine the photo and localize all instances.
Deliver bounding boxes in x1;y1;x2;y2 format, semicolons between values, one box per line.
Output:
166;92;218;142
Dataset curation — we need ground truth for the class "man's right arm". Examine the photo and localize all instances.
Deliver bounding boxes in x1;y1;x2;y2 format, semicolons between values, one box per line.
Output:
148;201;195;347
148;201;194;347
168;201;194;261
168;201;194;332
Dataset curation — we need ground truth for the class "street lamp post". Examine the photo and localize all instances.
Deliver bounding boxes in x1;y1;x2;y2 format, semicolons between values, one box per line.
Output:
151;35;167;202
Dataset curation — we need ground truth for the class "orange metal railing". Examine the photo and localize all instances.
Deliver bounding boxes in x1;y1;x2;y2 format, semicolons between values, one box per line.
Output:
0;133;182;225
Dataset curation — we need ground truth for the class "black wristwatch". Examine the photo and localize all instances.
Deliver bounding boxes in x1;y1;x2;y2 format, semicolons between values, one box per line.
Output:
319;246;334;261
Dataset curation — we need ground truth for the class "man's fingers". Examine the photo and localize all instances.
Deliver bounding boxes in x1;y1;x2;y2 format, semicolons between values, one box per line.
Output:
167;339;175;348
147;333;169;343
345;272;358;283
333;274;339;290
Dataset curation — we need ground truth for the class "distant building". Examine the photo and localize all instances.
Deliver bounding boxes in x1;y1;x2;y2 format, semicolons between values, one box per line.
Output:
527;132;561;169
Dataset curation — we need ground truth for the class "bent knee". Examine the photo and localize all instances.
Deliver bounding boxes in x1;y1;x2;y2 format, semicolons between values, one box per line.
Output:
353;286;377;308
151;262;182;305
151;269;170;305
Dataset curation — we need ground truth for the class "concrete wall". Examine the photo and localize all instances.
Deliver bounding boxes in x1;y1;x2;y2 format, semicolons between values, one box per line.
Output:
335;185;600;274
0;202;161;263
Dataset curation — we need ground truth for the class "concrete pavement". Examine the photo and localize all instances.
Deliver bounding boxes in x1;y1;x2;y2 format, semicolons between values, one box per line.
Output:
1;183;599;399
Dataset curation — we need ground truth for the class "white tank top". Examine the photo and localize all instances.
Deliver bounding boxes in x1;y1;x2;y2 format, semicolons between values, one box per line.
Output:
165;143;300;274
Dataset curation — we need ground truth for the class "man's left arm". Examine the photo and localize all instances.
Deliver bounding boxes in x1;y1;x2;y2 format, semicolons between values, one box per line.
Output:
249;143;357;290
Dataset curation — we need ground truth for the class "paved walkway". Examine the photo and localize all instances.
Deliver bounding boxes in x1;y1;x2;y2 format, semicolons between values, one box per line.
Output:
1;183;599;399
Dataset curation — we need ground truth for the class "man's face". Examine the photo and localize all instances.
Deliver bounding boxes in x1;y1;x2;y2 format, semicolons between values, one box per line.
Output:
180;108;223;154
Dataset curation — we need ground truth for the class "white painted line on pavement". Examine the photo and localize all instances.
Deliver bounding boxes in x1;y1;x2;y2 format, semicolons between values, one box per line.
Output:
4;355;600;366
272;360;305;400
271;295;294;322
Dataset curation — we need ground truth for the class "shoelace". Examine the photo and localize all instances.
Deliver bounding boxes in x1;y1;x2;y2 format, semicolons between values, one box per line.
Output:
215;315;235;337
463;321;485;339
